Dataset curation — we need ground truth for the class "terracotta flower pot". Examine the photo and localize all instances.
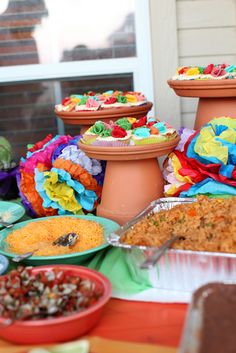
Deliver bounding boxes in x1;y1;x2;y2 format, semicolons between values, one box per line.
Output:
55;102;153;133
167;80;236;129
78;137;180;225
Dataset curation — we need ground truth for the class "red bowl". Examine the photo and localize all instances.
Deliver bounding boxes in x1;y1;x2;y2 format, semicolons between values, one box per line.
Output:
0;265;112;344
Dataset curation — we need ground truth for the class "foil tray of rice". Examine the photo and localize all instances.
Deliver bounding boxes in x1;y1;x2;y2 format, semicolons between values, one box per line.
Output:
107;197;236;293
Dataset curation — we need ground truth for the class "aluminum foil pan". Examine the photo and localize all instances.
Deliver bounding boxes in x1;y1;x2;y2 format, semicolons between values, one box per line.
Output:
108;197;236;292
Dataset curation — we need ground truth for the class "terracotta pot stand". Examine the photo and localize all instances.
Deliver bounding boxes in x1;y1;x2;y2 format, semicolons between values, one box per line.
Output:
55;102;153;133
167;80;236;129
78;137;180;225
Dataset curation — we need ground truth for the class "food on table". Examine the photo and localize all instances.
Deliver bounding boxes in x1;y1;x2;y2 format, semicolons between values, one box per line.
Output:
121;196;236;253
0;266;104;321
181;283;236;353
172;63;236;80
81;117;178;147
6;217;104;256
28;339;90;353
55;90;148;112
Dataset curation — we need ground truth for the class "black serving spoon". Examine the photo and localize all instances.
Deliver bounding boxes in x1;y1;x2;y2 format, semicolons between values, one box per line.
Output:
12;232;78;263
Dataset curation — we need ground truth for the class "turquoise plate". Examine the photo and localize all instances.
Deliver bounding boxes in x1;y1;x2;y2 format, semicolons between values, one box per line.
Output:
0;215;119;266
0;201;25;228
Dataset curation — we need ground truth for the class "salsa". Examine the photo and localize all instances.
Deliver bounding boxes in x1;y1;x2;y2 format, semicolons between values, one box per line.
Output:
0;266;103;321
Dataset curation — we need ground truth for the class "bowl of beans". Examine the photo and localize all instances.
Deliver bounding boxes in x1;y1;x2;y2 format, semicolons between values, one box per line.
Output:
0;265;111;344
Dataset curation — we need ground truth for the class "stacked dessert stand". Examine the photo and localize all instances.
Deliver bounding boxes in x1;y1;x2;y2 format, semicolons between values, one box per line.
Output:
55;102;153;134
55;101;179;225
168;79;236;129
78;138;180;225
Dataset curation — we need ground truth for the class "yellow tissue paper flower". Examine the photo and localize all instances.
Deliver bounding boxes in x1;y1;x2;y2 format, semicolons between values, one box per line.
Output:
171;153;193;184
194;126;228;165
164;184;178;197
44;172;82;213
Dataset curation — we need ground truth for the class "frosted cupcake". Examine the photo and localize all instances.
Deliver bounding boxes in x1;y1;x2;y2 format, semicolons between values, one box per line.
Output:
81;119;132;147
93;130;132;147
131;119;177;145
55;90;148;112
82;121;107;144
81;117;177;147
172;63;236;81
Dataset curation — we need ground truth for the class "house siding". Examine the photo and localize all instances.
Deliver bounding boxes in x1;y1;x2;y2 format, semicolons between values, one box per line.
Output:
176;0;236;128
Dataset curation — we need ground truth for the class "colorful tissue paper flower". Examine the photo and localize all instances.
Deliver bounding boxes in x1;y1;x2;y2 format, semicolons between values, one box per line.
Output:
35;168;97;215
17;134;105;217
163;117;236;198
0;166;19;200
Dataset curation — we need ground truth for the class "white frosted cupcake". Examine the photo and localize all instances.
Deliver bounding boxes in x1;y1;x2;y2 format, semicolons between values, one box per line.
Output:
92;131;132;147
131;122;177;145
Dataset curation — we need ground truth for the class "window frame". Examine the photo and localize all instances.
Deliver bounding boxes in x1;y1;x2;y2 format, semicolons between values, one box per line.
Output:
0;0;153;97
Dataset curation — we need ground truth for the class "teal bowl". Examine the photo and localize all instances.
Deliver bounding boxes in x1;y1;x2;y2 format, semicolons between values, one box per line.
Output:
0;215;119;266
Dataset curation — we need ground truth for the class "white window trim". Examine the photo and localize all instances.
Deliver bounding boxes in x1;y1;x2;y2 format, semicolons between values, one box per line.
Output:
150;0;181;126
0;0;154;104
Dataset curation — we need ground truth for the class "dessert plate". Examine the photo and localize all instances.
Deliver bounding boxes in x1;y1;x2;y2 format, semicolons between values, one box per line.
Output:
0;201;25;228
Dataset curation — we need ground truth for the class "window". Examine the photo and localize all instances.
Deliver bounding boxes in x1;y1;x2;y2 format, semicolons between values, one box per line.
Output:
0;0;153;161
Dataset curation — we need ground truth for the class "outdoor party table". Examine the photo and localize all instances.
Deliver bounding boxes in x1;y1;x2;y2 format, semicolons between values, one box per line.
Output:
0;200;187;352
0;299;187;352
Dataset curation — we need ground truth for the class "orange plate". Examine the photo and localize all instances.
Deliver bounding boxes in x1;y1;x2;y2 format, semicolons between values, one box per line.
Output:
167;79;236;98
78;136;180;161
55;102;153;125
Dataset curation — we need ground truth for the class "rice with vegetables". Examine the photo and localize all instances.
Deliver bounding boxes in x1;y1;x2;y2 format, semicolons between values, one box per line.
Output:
6;217;104;256
121;196;236;253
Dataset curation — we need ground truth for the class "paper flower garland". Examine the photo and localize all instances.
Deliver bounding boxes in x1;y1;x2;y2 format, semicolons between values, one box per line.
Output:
163;117;236;198
17;134;105;217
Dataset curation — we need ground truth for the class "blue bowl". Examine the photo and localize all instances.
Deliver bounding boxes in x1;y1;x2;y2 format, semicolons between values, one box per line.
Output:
0;254;9;275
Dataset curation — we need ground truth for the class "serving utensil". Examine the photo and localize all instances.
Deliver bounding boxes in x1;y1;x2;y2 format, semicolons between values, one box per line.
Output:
12;232;78;263
140;235;185;269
